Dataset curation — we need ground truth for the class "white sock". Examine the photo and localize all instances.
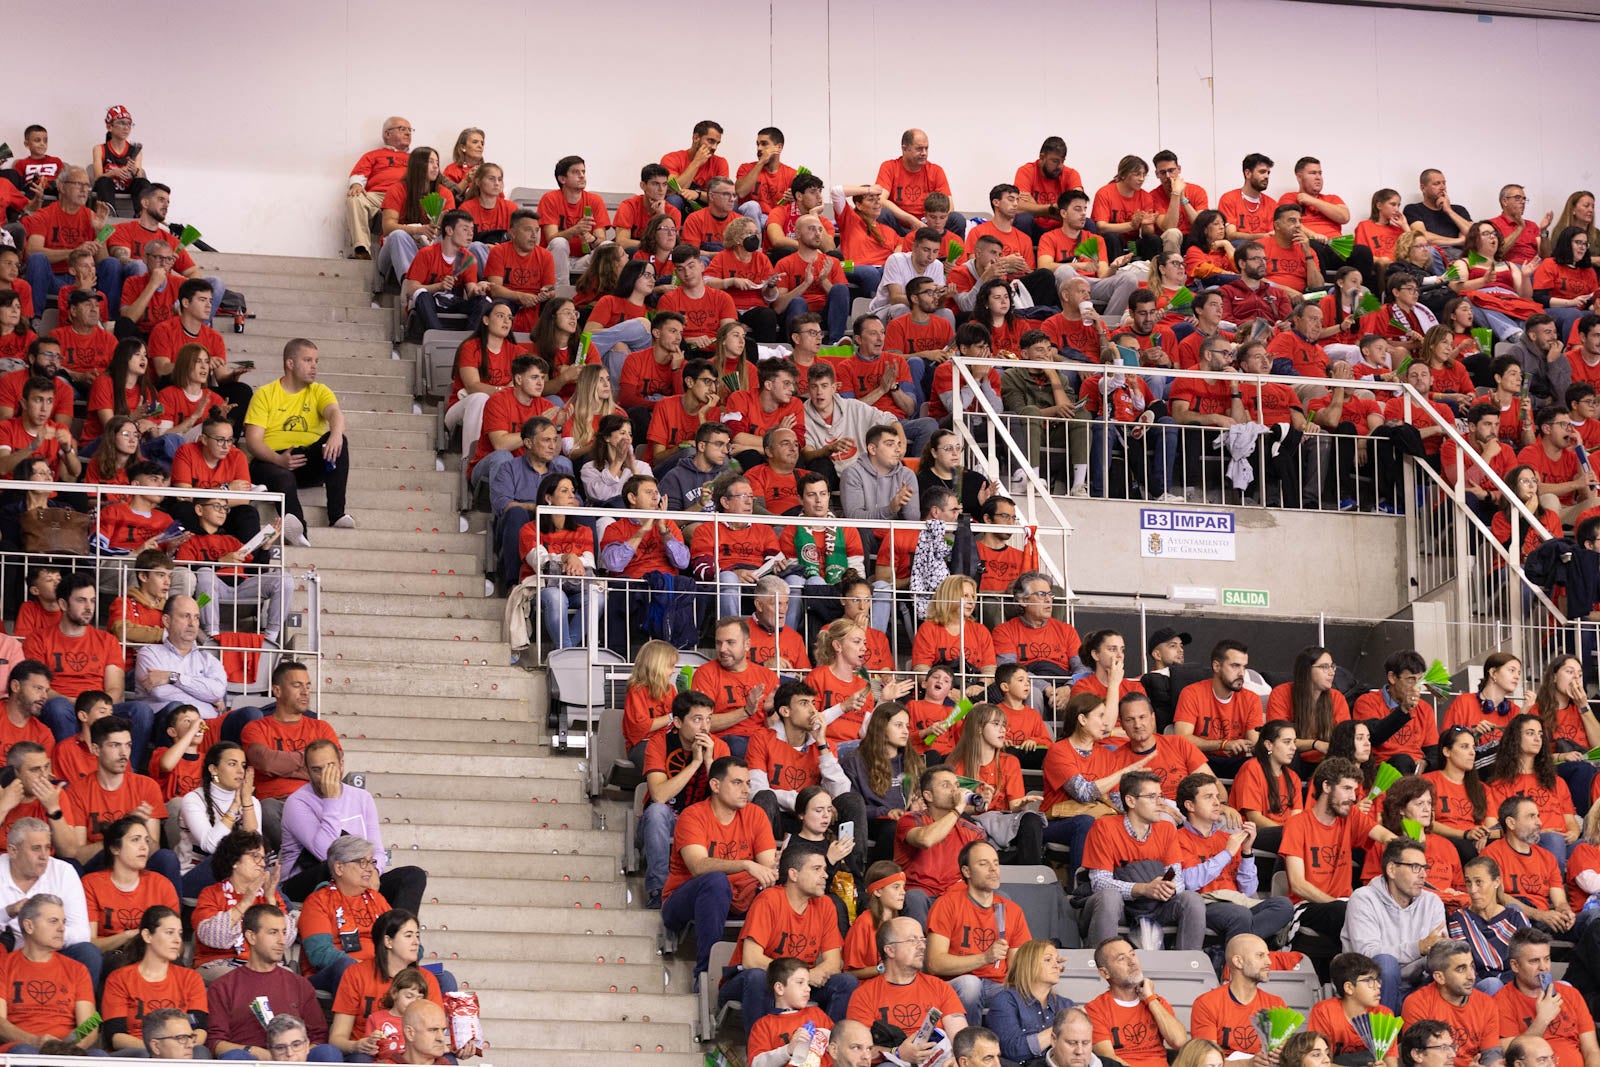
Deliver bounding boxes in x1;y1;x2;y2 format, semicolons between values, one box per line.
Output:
1072;464;1088;488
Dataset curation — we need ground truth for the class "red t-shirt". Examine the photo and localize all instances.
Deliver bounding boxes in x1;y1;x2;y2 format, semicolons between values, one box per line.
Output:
924;886;1031;982
1482;838;1563;910
1174;682;1265;745
736;885;842;968
117;273;180;335
0;950;93;1036
612;196;681;238
847;972;964;1036
681;208;737;252
51;325;116;377
83;868;180;935
1217;190;1278;236
1403;985;1501;1067
1086;991;1177;1067
467;389;554;477
992;617;1081;671
735;162;799;214
1351;689;1439;763
64;771;167;842
298;885;391;973
1278;805;1379;901
1190;985;1286;1056
662;800;774;911
23;203;101;271
771;252;845;313
1090;183;1152;227
910;620;996;671
1308;997;1393;1059
873;159;951;218
1013;161;1084;232
239;714;341;800
0;368;71;421
24;622;120;698
895;812;985;896
618;348;684;409
692;659;780;739
1496;982;1596;1067
885;313;954;355
147;318;226;369
101;961;207;1041
170;441;249;490
1228;758;1303;824
705;249;777;313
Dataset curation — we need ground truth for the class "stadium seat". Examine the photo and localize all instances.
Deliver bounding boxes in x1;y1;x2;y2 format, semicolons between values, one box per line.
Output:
698;940;739;1041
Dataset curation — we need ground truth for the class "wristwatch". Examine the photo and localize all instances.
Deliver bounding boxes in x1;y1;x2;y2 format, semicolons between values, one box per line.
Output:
170;672;182;685
46;808;62;821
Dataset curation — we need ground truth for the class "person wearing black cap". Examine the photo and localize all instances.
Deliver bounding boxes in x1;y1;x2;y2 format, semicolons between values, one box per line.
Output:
1138;627;1190;732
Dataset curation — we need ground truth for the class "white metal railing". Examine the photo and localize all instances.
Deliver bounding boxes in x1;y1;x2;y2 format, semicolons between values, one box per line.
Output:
946;355;1565;675
0;478;321;708
523;503;1075;752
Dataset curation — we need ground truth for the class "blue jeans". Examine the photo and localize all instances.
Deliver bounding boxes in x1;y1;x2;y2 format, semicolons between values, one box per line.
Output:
539;583;598;650
662;870;732;977
413;292;489;334
498;506;534;588
1205;896;1295;946
219;704;268;745
783;286;851;343
723;965;857;1037
847;264;884;298
61;941;103;990
900;415;938;456
41;697;153;764
1372;952;1416;1014
715;571;749;621
24;254;124;317
1471;304;1524;340
1043;814;1095;875
1540;831;1572;874
471;449;517;496
640;802;677;908
309;953;356;994
1090;418;1178;498
1550;306;1586;338
948;975;1006;1026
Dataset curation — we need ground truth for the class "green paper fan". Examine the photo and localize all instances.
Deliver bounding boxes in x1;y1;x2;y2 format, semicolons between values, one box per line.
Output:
945;241;964;265
1328;235;1355;260
583;204;593;218
1586;744;1600;762
1467;251;1486;267
95;223;115;243
1167;286;1194;309
796;166;812;177
1443;263;1462;282
419;192;445;221
1369;1014;1403;1058
1402;817;1424;842
177;224;201;248
1357;292;1381;315
924;697;974;746
841;259;856;272
573;331;593;365
1470;327;1493;352
1371;762;1404;797
1251;1006;1305;1052
70;1012;102;1043
1423;658;1456;697
675;665;695;693
667;177;682;192
1075;235;1100;258
818;343;856;359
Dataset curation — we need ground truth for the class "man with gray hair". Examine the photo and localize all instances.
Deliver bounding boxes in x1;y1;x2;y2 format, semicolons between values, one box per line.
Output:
993;571;1081;711
1402;938;1503;1067
21;164;119;317
344;117;413;260
747;575;809;673
141;1006;199;1059
265;1014;316;1062
0;894;98;1051
0;817;100;987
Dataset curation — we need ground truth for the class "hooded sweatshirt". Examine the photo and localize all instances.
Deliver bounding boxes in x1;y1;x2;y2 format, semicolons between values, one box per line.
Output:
1341;873;1447;978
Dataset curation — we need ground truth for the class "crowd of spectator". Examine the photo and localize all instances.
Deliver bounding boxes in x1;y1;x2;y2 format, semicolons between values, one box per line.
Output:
643;630;1600;1067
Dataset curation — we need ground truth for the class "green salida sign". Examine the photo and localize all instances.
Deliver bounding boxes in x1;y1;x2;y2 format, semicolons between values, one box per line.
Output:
1222;588;1269;608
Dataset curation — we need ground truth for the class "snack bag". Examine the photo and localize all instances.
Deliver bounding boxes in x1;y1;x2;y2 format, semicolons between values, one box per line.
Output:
444;991;484;1055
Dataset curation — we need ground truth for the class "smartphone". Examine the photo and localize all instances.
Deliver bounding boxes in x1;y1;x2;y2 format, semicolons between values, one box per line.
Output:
1539;971;1554;991
837;821;854;841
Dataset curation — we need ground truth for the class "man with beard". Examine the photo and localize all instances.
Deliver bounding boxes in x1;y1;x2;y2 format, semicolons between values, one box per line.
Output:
1085;936;1187;1067
1172;640;1261;777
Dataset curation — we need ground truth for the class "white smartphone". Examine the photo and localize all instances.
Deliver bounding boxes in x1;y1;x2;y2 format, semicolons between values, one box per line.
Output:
837;821;855;841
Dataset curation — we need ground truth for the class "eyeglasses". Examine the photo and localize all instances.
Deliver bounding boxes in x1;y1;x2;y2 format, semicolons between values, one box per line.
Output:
888;936;927;947
1355;975;1383;985
385;125;414;134
270;1039;310;1054
203;433;233;444
340;857;378;869
154;1033;196;1045
1313;662;1337;671
1021;590;1054;600
1391;861;1429;873
1424;1045;1458;1054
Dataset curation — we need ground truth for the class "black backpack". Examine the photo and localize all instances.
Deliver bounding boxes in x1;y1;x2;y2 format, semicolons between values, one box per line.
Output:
217;290;253;333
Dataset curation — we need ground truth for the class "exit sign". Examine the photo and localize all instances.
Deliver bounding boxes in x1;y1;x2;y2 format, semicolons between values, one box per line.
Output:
1222;588;1269;608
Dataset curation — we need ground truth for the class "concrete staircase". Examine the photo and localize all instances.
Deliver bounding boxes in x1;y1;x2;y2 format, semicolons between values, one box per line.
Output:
191;253;700;1067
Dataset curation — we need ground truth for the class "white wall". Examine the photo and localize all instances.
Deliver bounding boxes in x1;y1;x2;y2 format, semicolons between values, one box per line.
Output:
14;0;1600;259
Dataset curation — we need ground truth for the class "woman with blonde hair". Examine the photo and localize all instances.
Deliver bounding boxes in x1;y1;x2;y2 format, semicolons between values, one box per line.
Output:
622;640;678;764
707;321;752;400
806;618;914;745
1172;1040;1226;1067
839;702;924;863
947;701;1046;863
461;162;516;264
988;939;1072;1065
441;127;485;199
911;574;996;699
1543;190;1600;264
557;364;619;456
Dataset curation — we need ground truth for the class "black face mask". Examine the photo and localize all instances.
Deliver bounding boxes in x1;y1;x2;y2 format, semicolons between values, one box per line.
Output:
741;234;761;253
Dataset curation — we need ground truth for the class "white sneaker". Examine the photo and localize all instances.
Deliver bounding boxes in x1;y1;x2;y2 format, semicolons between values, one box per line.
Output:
332;515;356;530
1069;484;1090;498
282;513;312;547
1154;492;1185;503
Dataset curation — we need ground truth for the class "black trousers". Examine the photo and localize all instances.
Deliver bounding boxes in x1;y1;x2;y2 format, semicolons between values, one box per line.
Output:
249;431;351;524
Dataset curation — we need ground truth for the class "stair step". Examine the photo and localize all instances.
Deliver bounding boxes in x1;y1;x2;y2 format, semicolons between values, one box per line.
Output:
306;526;482;554
333;716;538;746
448;956;689;993
340;745;564;780
298;545;481;575
318;590;501;619
423;877;627;909
327;636;509;668
427;903;658;938
305;389;418;413
321;611;500;640
341;410;435;432
298;482;455;511
343;428;433;449
305;569;481;597
367;773;581;805
210;268;371;293
387;822;617;855
245;301;390;326
469;1018;695;1054
377;796;582;828
323;691;529;722
346;445;442;470
319;659;524;695
342;735;544;758
239;319;394;343
195;253;358;275
424;929;653;966
409;849;615;882
478;988;695;1024
304;506;478;535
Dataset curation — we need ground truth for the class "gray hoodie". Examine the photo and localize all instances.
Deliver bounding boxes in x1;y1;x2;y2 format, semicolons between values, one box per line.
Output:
1509;333;1572;404
840;458;919;521
1341;873;1446;978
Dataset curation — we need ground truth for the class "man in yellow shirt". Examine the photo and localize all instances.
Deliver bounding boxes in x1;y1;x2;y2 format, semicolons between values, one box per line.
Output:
242;338;349;546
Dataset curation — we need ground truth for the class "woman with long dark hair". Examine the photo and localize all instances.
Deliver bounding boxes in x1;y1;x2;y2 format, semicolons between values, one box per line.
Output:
974;278;1024;356
100;905;207;1051
375;146;452;282
1267;646;1350;772
1357;775;1466;907
1529;653;1600;806
1425;725;1493;864
1533;225;1600;336
1484;713;1580;867
1229;720;1302;854
526;473;597;651
1327;719;1377;794
330;909;444;1057
1181;210;1237;284
444;300;524;460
